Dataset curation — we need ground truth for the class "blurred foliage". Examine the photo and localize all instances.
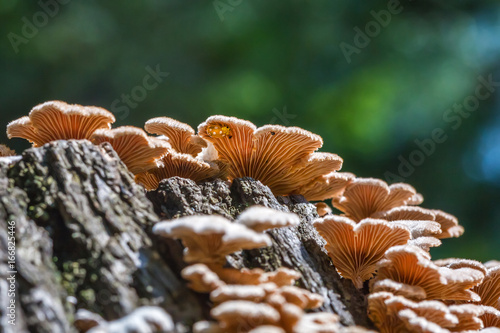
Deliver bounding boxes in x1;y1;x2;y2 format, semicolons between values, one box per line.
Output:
1;0;499;261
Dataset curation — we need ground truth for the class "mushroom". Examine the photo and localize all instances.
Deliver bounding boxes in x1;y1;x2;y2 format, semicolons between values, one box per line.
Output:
7;101;115;147
480;305;500;328
210;266;267;286
292;312;340;333
315;202;332;217
368;292;458;333
448;304;486;331
249;326;286;333
432;210;464;239
299;172;355;202
397;309;452;333
433;258;488;276
135;150;222;190
275;285;323;310
81;306;175;333
153;215;272;264
264;267;302;287
392;220;442;239
0;144;15;157
408;237;442;252
181;264;225;293
144;117;207;156
210;266;301;287
198;116;346;200
370;279;427;301
235;206;300;232
210;300;281;332
473;266;500;309
374;206;436;221
90;126;170;174
374;245;485;301
274;303;303;333
376;207;464;240
210;283;277;304
485;261;500;269
192;321;224;333
332;178;421;222
314;216;411;288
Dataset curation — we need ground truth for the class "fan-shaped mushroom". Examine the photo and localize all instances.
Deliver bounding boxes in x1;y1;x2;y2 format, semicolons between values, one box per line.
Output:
7;101;115;146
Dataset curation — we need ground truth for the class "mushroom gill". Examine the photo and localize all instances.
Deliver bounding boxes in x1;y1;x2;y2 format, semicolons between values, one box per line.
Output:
145;116;207;156
198;116;347;200
7;101;115;147
374;245;485;301
135;150;222;190
91;126;170;174
332;178;421;222
313;216;411;288
152;215;271;264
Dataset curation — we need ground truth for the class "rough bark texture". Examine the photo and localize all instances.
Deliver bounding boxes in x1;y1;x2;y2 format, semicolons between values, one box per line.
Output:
0;140;372;333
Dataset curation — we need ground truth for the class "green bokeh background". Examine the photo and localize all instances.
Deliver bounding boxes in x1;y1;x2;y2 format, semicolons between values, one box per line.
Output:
1;1;499;261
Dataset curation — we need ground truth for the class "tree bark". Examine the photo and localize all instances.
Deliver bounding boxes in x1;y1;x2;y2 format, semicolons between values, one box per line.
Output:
0;140;371;333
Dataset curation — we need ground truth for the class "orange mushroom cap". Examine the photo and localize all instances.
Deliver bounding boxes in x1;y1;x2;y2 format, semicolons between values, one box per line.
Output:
181;264;225;293
333;178;420;222
210;301;281;332
370;279;427;301
144;117;207;156
198;116;345;200
153;215;272;264
375;245;485;301
235;206;300;232
7;101;115;147
473;266;500;309
91;126;170;174
135;150;222;190
376;206;464;240
368;292;459;333
314;216;411;288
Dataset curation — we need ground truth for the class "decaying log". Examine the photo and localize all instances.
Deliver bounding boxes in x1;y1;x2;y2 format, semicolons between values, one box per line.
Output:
0;140;371;332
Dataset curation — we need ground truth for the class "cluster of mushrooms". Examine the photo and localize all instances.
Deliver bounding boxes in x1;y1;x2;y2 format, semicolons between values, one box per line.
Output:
3;101;500;333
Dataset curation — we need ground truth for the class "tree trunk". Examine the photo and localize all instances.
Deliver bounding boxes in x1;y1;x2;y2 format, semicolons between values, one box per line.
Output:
0;140;371;333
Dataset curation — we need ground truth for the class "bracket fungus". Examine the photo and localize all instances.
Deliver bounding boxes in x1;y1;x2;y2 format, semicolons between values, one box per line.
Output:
370;279;427;301
374;245;485;301
90;126;170;174
235;206;301;232
144;116;207;156
377;206;464;240
332;178;422;222
198;115;347;200
473;266;500;309
367;292;489;333
135;150;222;190
210;300;281;332
0;144;15;157
7;100;115;147
181;264;226;293
368;292;459;333
153;215;272;264
75;306;175;333
313;216;411;288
